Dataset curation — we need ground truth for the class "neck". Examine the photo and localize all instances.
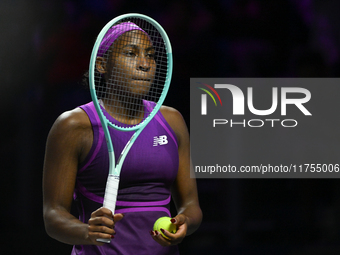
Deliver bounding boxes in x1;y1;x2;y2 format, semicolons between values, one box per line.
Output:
102;96;145;125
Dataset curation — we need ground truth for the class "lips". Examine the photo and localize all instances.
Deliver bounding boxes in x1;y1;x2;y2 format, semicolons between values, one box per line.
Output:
132;77;151;82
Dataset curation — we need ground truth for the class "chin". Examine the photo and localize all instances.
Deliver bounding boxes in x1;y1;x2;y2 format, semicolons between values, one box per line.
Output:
129;81;151;95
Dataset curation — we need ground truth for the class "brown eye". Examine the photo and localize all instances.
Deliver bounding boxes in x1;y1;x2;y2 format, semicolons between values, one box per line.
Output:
124;50;136;57
147;53;155;59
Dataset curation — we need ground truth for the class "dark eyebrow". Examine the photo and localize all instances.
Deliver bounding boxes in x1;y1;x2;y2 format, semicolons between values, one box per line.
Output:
123;44;154;51
145;46;155;52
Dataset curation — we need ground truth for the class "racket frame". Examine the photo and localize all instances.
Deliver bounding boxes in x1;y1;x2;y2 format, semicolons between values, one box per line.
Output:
88;13;172;243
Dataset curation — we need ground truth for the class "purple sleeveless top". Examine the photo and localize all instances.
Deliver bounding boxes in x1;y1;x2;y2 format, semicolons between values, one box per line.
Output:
71;102;180;255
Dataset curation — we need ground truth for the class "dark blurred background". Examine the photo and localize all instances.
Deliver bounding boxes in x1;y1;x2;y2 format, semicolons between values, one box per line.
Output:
2;0;340;254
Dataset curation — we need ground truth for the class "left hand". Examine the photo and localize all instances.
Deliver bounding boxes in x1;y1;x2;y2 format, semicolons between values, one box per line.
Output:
150;214;187;246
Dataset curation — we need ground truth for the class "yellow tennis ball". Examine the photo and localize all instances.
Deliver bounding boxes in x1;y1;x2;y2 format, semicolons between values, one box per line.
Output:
153;216;177;240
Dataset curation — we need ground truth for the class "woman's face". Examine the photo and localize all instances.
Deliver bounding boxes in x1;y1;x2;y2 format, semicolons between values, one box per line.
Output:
97;30;156;98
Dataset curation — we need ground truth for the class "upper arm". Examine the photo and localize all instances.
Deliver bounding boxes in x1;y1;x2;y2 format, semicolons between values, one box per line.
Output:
160;106;199;211
43;108;92;214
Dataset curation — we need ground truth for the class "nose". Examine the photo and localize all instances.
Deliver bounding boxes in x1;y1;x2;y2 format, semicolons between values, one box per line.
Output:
137;55;151;72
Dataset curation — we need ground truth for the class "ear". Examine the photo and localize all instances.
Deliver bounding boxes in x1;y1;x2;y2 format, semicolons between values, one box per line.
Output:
96;57;107;74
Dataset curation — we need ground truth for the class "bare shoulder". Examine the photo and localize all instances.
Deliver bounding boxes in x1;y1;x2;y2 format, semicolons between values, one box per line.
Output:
160;105;186;128
160;105;189;145
53;107;91;131
48;107;92;143
47;107;93;162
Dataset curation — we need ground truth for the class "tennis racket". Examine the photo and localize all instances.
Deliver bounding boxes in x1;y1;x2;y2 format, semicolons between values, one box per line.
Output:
88;13;172;243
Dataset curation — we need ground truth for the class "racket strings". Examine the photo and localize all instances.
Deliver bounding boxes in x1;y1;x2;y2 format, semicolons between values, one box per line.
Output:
94;18;169;129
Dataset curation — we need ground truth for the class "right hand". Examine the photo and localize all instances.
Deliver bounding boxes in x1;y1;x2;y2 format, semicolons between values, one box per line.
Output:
87;207;124;245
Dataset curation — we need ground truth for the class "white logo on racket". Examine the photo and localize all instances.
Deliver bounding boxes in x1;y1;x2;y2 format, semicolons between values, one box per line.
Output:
153;135;168;146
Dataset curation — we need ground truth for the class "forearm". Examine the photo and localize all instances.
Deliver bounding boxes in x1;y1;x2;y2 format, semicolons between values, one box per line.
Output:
44;208;91;245
177;202;202;236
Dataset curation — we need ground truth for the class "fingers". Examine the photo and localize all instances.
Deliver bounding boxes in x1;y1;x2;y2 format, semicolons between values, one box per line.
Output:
150;214;188;246
90;207;124;226
87;207;124;245
89;230;114;246
170;214;186;226
87;224;114;246
89;208;114;229
113;213;124;223
89;214;114;228
150;230;172;246
91;207;114;218
150;228;183;246
88;209;114;244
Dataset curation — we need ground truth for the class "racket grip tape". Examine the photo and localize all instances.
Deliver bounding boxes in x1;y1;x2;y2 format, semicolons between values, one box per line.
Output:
96;175;120;244
103;175;120;211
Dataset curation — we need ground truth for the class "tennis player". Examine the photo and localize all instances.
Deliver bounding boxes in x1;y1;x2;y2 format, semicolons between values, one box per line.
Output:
43;21;202;254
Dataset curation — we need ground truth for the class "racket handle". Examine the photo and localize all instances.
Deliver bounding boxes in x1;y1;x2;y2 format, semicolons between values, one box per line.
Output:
103;175;120;211
96;175;120;244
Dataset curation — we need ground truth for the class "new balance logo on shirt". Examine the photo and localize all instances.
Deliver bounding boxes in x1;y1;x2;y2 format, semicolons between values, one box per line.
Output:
153;135;168;146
